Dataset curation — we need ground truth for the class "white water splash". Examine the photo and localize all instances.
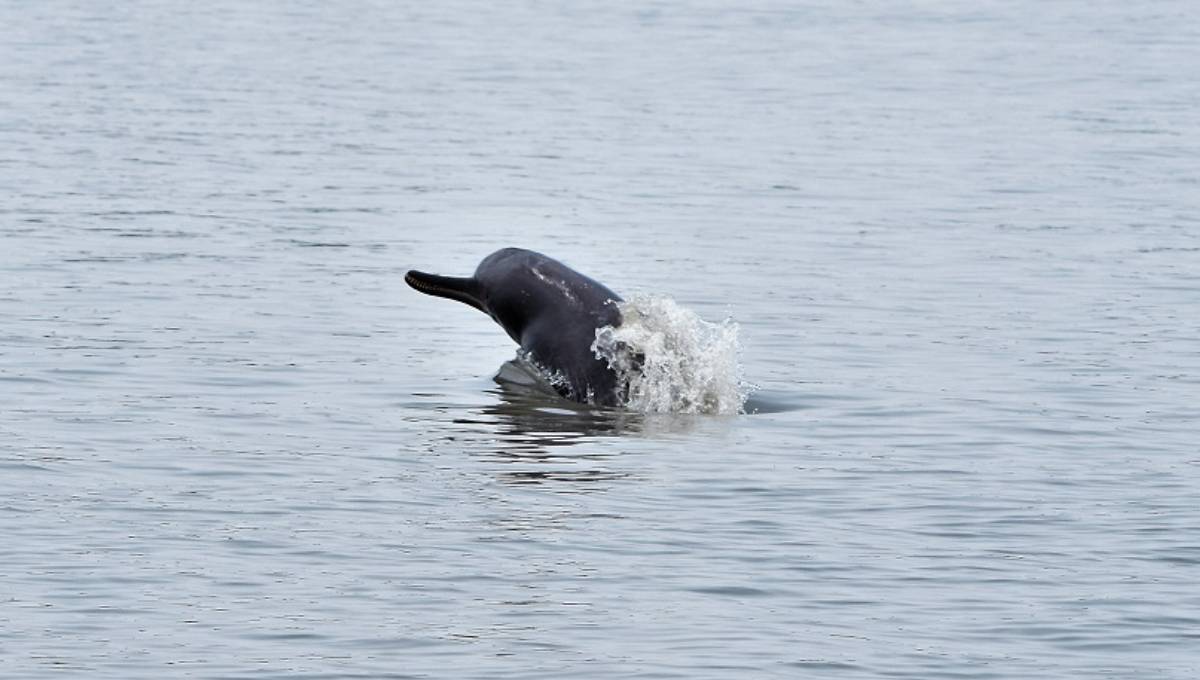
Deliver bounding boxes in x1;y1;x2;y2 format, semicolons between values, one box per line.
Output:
593;294;748;415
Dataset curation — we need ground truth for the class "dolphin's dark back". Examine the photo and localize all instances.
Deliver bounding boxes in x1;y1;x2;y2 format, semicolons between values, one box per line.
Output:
406;248;624;406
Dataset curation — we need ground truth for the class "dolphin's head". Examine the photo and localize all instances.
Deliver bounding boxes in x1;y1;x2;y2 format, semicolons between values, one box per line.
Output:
469;249;543;341
404;249;535;344
406;247;621;351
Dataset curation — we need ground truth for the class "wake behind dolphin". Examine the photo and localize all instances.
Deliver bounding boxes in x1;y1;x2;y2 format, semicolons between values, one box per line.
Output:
406;247;748;414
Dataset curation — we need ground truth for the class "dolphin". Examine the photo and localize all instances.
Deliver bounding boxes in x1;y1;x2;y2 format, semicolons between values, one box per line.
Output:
406;248;625;406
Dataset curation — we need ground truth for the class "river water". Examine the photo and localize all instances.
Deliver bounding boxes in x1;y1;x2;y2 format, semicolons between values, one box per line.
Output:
3;1;1199;678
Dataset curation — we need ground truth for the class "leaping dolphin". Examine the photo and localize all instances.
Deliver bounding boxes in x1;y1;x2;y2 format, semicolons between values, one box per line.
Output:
406;248;624;406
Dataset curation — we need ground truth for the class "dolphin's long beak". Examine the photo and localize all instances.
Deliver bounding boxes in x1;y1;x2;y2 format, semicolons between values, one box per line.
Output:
405;270;485;312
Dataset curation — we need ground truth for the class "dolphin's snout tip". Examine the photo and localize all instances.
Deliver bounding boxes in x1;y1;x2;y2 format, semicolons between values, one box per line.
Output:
404;270;430;291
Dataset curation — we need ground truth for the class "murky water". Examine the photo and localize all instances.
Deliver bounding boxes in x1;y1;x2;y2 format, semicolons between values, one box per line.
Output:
3;1;1199;678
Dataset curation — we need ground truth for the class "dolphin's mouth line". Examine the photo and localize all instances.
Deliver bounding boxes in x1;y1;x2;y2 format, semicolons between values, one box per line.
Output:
405;271;485;312
404;272;450;296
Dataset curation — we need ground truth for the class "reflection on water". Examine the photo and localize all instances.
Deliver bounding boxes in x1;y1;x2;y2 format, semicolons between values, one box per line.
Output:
433;362;637;486
494;468;631;485
482;375;643;436
467;391;636;486
440;361;730;486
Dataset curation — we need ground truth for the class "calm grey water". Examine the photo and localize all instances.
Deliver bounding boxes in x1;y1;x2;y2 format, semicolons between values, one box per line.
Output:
3;1;1199;678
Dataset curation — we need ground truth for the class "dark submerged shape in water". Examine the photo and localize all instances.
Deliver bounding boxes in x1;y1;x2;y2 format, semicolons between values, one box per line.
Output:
405;247;624;406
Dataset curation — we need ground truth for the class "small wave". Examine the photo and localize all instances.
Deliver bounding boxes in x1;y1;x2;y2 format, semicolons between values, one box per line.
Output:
593;294;748;415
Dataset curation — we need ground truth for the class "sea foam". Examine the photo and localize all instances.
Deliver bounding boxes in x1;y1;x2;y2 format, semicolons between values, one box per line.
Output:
592;294;748;415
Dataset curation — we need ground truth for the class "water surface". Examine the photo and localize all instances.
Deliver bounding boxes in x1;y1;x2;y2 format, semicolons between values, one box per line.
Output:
2;1;1199;678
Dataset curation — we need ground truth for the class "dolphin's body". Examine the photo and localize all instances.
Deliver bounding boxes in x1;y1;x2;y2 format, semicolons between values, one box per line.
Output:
406;248;624;406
